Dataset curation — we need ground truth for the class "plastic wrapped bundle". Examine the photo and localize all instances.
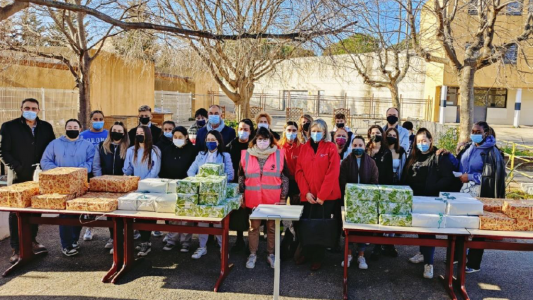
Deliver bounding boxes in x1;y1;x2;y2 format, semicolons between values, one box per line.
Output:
176;177;201;194
379;214;412;227
446;200;484;216
345;200;378;224
445;215;480;229
198;163;225;177
439;192;478;201
31;193;75;210
176;193;199;208
412;197;447;214
199;194;225;206
379;185;413;203
225;195;243;211
117;193;141;210
344;184;380;202
0;181;40;208
90;175;139;193
412;213;446;228
137;178;177;194
379;201;412;215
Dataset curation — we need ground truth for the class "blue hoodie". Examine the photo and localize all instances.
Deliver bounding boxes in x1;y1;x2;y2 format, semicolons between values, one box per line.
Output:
123;146;161;179
459;135;497;185
40;136;96;172
187;150;234;182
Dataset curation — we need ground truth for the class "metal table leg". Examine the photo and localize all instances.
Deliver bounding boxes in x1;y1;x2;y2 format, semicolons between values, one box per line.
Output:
3;213;40;277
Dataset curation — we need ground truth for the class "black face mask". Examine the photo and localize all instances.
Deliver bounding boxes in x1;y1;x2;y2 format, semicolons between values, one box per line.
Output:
66;130;80;139
139;117;150;125
337;123;345;128
386;136;397;145
111;132;124;141
196;119;206;127
371;135;382;143
303;123;310;132
387;115;399;125
136;135;145;143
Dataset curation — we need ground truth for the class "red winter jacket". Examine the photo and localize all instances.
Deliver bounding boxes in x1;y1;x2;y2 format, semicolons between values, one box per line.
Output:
295;140;341;201
281;142;301;178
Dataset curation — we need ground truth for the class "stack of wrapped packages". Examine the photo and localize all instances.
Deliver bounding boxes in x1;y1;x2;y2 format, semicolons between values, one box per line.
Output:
118;178;179;213
344;184;413;226
410;192;483;229
174;163;242;218
0;181;40;208
477;197;533;231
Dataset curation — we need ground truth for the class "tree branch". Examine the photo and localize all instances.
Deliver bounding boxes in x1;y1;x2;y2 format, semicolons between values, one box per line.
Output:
0;1;29;21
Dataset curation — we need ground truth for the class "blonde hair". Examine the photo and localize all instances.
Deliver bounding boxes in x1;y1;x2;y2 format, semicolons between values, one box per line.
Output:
102;123;129;159
279;121;301;147
255;111;272;125
298;114;314;143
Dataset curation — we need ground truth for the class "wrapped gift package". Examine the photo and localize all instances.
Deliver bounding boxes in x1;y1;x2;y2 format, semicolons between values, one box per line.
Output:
439;192;477;201
176;204;227;218
39;167;87;196
137;178;177;194
502;200;533;219
0;181;40;208
445;215;480;229
31;193;75;210
379;185;413;203
479;212;517;231
177;193;199;208
446;200;484;216
199;176;226;195
477;198;505;213
515;218;533;231
345;184;381;202
198;163;225;177
199;193;224;206
226;183;240;198
90;175;139;193
379;201;411;215
137;195;156;212
176;177;201;194
345;201;378;224
225;195;243;211
379;214;412;227
118;193;141;210
153;193;178;213
412;213;446;228
412;197;447;214
66;198;117;212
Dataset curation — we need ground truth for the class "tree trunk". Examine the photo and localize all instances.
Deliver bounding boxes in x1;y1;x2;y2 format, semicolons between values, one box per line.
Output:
458;65;476;142
78;54;92;128
388;83;401;115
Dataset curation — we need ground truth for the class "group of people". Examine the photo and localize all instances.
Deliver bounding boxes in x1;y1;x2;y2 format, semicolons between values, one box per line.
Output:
0;98;506;281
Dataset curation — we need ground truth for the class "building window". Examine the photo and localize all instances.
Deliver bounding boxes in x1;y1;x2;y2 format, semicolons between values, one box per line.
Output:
504;44;518;64
468;0;478;15
506;1;523;15
447;87;507;108
446;87;459;106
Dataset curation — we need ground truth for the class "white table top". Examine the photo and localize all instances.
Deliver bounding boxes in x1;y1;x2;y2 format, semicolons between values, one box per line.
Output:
467;229;533;239
249;204;303;221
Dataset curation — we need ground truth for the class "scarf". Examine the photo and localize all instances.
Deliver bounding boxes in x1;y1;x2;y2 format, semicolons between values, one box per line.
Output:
247;145;277;160
206;119;226;133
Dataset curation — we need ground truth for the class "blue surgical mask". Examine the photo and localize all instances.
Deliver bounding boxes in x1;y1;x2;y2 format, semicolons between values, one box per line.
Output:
22;111;37;121
257;123;269;129
208;115;220;125
470;134;484;144
285;132;297;141
206;141;218;151
311;132;323;142
238;130;249;140
417;143;430;152
163;132;172;138
92;121;104;130
352;148;365;156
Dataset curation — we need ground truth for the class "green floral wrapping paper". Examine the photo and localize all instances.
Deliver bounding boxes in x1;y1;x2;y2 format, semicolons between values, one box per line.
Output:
225;195;243;211
345;200;378;224
199;176;227;195
198;163;225;177
199;193;225;205
176;193;199;208
379;185;413;203
345;184;381;202
175;204;228;218
379;213;413;227
176;178;201;194
379;201;412;215
226;183;239;198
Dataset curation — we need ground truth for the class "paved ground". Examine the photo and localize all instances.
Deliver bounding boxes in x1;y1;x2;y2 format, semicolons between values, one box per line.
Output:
0;225;532;300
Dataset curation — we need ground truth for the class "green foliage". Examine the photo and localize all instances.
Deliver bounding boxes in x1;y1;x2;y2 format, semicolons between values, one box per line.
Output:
505;190;533;200
436;127;459;153
500;146;533;157
324;34;378;55
225;120;239;131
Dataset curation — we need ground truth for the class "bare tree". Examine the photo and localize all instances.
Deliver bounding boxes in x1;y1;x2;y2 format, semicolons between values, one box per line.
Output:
401;0;533;141
0;1;28;21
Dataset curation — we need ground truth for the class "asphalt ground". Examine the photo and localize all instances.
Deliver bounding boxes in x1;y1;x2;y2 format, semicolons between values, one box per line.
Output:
0;225;532;300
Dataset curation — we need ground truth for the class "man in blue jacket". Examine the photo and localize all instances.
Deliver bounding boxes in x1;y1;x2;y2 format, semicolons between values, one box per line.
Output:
383;107;410;152
0;98;55;263
195;105;236;151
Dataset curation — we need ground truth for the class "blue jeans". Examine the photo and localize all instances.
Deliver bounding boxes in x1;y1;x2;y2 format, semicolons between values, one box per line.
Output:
59;215;82;249
419;234;436;265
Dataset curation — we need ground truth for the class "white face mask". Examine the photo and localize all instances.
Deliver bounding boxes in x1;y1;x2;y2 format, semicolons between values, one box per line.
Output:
173;139;185;148
256;139;270;150
257;123;269;130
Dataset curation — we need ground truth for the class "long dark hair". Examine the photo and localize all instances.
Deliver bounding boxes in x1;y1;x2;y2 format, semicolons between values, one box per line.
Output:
239;118;255;140
366;125;388;153
250;127;275;148
133;126;157;169
385;127;401;153
404;128;435;173
202;130;226;155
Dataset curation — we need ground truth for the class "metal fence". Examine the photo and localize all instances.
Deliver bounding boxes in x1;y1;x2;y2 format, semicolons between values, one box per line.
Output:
0;87;79;136
154;91;193;123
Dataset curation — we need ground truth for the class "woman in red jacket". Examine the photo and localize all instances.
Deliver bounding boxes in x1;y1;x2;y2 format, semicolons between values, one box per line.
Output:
295;119;341;271
279;121;302;205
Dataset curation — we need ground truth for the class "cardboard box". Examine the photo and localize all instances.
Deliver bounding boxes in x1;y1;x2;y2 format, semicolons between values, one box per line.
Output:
31;193;75;210
39;167;87;197
0;181;40;208
90;175;139;193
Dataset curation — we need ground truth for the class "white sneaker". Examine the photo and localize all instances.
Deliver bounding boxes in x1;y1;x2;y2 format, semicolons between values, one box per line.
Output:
409;252;424;264
133;230;141;240
357;256;368;270
109;248;114;255
180;244;190;253
267;254;275;269
341;255;353;267
191;247;207;259
83;228;94;241
424;264;434;279
163;243;175;251
246;254;257;269
104;239;113;249
163;235;169;243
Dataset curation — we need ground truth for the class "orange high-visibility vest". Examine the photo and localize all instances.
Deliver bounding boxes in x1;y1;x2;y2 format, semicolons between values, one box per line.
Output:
240;149;284;209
